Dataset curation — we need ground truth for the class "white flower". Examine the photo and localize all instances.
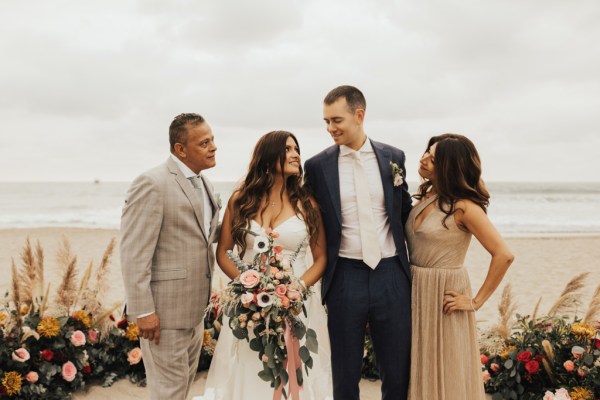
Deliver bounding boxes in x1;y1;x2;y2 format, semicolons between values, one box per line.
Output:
394;174;404;187
257;293;273;307
253;236;270;253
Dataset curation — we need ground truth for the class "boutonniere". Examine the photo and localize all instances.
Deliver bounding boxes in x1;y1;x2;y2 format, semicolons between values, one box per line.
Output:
390;161;404;187
215;193;222;209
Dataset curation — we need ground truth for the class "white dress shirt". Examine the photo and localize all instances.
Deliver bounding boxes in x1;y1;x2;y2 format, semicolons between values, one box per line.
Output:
170;154;213;236
338;139;396;260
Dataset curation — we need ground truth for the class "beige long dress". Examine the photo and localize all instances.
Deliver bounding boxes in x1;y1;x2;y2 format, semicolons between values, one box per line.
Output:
406;195;485;400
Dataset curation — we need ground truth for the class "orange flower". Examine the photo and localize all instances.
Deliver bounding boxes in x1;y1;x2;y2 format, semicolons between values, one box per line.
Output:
72;310;92;328
1;371;23;396
37;317;61;338
125;323;140;341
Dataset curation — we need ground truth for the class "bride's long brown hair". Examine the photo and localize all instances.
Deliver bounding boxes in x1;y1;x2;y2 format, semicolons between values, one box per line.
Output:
414;133;490;227
231;131;320;256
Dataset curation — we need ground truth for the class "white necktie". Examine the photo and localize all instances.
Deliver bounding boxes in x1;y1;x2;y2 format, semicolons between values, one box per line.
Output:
351;152;382;269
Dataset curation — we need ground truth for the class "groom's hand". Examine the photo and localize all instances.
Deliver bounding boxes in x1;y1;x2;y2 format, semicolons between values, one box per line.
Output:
137;313;161;345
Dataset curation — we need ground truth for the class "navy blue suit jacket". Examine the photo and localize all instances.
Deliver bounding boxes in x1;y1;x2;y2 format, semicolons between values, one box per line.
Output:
304;139;412;303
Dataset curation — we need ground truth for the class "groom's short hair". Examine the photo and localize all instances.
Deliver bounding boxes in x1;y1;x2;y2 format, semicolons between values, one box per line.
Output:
324;85;366;113
169;113;205;152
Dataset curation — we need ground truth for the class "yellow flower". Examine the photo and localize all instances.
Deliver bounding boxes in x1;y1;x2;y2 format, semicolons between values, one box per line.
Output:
125;323;140;341
72;310;92;328
20;304;30;316
203;329;212;346
37;317;61;338
2;371;23;396
570;387;593;400
571;322;596;341
500;345;517;360
0;312;6;326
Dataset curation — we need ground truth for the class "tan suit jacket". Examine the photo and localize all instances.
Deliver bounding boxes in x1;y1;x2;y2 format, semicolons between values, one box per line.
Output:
120;157;219;329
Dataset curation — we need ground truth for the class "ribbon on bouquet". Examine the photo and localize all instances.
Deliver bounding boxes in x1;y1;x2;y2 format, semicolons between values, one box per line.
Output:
273;322;302;400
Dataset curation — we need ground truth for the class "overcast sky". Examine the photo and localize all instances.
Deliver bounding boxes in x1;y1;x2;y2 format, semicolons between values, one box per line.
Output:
1;0;599;183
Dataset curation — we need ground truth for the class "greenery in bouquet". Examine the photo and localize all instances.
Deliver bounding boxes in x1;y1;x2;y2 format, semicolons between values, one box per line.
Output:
197;295;222;372
479;274;600;400
0;238;147;399
206;228;318;397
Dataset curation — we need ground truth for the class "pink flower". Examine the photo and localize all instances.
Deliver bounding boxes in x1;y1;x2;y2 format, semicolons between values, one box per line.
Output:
482;370;491;383
480;354;489;365
88;330;99;344
275;284;287;296
127;347;143;365
571;345;584;358
70;330;86;347
12;348;30;363
394;175;403;187
240;270;260;288
273;245;283;254
271;231;280;238
280;296;290;309
25;371;39;383
241;292;254;306
577;368;586;377
262;354;269;363
490;363;500;372
287;288;301;301
543;391;553;400
563;360;575;371
554;388;571;400
62;361;77;382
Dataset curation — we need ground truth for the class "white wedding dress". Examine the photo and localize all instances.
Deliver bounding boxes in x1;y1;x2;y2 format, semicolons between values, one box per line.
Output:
194;216;333;400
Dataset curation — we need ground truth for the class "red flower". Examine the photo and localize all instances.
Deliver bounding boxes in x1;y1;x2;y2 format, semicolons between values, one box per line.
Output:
594;338;600;349
117;318;129;330
517;350;532;363
109;314;115;321
41;349;54;361
525;360;539;374
82;365;92;374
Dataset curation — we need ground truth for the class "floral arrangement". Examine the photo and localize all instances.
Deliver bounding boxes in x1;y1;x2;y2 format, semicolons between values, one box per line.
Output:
0;238;146;399
390;161;404;187
480;274;600;400
206;228;317;398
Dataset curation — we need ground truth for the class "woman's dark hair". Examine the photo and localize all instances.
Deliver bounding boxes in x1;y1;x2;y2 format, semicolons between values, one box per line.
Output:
415;133;490;227
231;131;320;256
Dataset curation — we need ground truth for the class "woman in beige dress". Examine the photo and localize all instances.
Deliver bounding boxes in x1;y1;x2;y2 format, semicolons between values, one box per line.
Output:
406;134;515;400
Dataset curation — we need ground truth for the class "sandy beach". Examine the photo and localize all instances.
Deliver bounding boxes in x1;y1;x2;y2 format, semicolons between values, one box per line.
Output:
2;227;599;399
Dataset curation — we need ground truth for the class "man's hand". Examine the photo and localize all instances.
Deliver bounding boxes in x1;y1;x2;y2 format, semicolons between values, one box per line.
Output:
136;313;161;345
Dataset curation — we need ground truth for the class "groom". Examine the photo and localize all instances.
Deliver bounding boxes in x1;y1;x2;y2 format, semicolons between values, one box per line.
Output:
304;86;412;399
120;113;220;400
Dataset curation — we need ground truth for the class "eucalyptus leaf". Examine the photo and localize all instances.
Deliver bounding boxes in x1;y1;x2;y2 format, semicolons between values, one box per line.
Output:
299;346;311;363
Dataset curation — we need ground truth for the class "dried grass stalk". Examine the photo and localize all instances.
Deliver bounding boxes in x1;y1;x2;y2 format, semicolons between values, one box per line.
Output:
491;284;516;338
531;296;542;324
18;238;35;305
39;283;51;317
93;238;116;298
92;302;123;338
55;238;78;313
72;260;93;310
548;272;589;317
34;240;45;301
583;284;600;323
11;259;22;328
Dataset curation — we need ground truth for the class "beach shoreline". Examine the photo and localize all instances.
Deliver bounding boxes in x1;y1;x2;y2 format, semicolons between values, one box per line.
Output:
2;227;599;399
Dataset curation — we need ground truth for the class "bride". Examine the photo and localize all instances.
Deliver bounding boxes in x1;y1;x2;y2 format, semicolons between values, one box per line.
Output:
195;131;333;400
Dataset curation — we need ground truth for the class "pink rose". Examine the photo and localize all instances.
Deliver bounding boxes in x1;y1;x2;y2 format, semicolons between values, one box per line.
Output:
577;368;586;377
12;348;30;363
127;347;143;365
280;296;290;308
482;370;491;383
241;292;254;306
480;354;489;365
26;371;39;383
70;330;86;347
543;392;554;400
88;330;99;344
490;363;500;372
275;285;287;296
273;245;283;254
240;270;260;288
287;288;301;301
62;361;77;382
554;388;571;400
563;360;575;371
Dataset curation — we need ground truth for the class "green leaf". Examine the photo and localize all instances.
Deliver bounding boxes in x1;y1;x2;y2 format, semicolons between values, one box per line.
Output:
583;353;593;366
231;327;247;340
516;384;524;394
294;324;306;340
249;338;262;352
280;367;289;385
306;328;317;339
504;359;513;369
305;335;318;354
296;367;304;386
258;369;273;382
299;345;311;363
304;356;313;369
491;393;504;400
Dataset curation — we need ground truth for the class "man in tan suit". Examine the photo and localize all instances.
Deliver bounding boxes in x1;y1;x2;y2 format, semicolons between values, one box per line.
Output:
120;113;220;400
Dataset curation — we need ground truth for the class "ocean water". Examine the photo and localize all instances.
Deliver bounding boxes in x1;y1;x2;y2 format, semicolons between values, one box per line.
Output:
1;181;599;237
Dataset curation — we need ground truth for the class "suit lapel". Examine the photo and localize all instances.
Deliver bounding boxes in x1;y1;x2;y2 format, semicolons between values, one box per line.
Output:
371;140;394;220
167;158;209;242
323;146;342;225
201;175;220;241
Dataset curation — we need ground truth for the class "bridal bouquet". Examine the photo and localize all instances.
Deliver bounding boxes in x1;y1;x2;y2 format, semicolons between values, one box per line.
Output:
206;228;318;399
